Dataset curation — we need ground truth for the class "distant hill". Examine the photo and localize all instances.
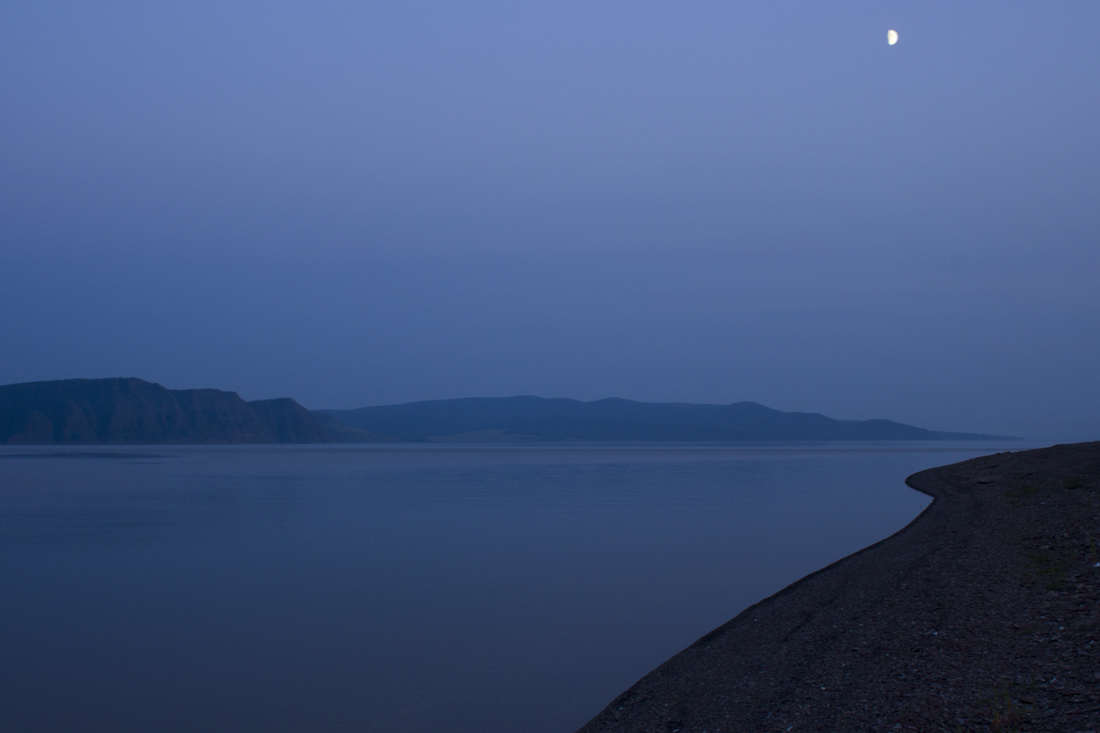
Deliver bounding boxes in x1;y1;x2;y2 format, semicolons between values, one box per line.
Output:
0;378;387;444
0;380;1015;445
321;396;1016;442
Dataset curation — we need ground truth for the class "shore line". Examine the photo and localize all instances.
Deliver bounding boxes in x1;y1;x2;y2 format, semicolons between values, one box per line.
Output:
576;441;1100;732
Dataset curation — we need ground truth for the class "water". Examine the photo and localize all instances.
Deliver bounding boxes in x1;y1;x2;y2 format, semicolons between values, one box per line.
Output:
0;442;1032;733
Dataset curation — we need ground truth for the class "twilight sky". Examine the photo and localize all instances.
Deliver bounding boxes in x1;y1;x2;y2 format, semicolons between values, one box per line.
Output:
1;1;1098;440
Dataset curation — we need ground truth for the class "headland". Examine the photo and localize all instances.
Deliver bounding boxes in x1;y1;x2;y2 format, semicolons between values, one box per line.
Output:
0;378;386;444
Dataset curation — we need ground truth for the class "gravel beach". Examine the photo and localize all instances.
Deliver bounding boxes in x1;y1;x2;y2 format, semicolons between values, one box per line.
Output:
577;441;1100;732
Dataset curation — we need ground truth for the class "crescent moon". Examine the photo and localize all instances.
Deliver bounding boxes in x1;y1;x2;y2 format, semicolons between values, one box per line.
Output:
887;29;899;45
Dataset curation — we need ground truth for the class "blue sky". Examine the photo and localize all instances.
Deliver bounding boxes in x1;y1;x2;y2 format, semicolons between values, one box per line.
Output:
1;1;1098;439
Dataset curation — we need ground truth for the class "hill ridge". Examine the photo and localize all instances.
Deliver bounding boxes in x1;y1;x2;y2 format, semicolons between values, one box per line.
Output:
321;395;1014;442
0;380;1015;444
0;378;381;444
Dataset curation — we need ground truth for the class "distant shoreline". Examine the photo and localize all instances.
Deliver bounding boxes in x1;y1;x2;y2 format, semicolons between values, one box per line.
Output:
1;378;1017;445
576;441;1100;732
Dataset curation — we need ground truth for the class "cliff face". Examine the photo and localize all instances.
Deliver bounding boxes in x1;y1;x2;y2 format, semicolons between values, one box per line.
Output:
248;398;340;443
0;378;370;444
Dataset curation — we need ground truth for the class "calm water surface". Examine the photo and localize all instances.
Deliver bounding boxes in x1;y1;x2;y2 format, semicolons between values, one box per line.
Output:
0;442;1033;732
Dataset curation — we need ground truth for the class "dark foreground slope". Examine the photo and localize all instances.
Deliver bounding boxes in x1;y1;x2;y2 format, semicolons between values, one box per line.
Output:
577;442;1100;733
0;378;383;444
323;396;1012;442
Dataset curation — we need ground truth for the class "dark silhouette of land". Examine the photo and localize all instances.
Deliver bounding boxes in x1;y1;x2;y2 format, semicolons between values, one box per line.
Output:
321;396;1013;443
0;379;1014;444
0;378;384;444
577;441;1100;732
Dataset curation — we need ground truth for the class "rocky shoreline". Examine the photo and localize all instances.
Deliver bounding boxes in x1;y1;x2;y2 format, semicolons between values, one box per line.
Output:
577;441;1100;732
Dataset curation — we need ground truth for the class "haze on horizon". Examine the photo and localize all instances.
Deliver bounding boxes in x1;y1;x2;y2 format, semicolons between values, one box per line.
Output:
1;1;1097;441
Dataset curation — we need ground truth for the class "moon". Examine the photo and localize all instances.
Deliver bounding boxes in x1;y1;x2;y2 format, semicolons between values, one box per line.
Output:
887;29;899;45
